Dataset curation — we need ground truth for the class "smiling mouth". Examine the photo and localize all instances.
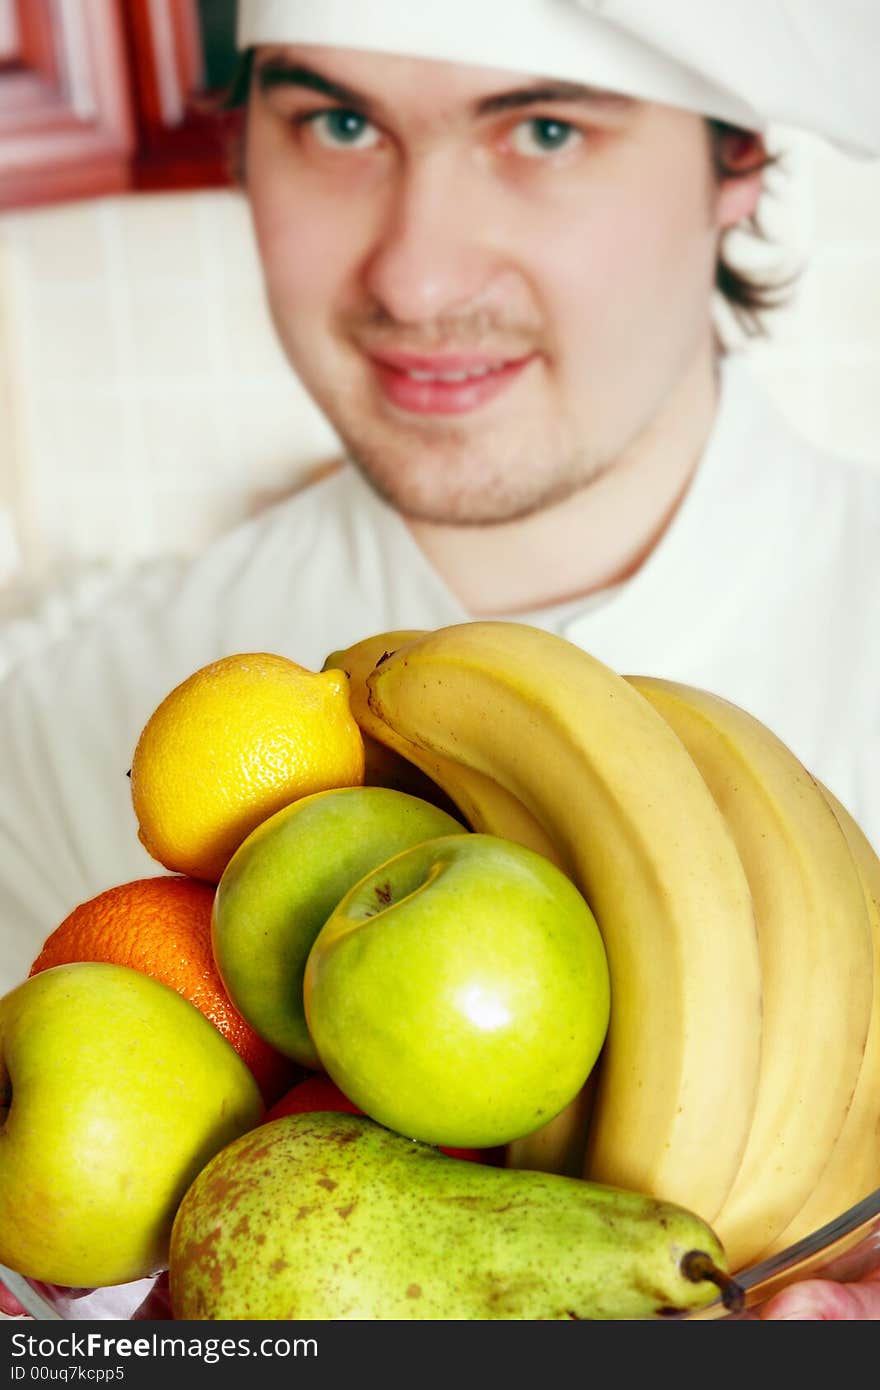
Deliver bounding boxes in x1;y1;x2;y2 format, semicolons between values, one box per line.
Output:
366;350;538;417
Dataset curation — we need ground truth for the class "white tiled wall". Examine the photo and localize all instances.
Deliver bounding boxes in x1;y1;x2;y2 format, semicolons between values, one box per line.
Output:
0;189;340;605
1;126;879;611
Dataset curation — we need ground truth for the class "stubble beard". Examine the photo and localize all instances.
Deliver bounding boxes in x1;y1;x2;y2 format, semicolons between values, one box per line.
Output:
316;377;607;526
340;421;607;525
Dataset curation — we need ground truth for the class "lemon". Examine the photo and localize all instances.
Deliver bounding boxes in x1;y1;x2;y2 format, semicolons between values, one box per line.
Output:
130;652;365;883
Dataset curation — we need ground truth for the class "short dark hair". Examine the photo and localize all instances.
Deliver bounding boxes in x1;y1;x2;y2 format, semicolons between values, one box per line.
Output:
217;53;793;337
707;120;794;338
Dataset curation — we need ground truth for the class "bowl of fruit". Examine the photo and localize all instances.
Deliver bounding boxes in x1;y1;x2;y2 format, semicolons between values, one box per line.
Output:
2;625;879;1321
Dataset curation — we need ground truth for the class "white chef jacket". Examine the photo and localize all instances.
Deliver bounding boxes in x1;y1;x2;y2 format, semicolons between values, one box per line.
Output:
1;350;878;995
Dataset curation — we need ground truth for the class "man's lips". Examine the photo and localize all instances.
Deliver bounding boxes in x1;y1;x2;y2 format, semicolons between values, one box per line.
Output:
365;349;538;417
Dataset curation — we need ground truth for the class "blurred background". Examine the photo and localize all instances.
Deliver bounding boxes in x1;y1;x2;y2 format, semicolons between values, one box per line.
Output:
1;0;879;622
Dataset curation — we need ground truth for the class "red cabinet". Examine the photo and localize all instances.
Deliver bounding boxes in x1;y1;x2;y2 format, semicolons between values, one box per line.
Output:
0;0;241;211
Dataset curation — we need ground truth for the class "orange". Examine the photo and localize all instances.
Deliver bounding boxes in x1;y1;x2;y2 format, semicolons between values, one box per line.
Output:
28;876;298;1106
129;652;365;884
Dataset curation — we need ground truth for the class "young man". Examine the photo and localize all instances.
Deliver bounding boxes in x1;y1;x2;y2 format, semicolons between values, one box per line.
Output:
1;1;879;1320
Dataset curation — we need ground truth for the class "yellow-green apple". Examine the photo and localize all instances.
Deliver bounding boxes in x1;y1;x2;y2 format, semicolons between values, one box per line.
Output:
0;961;263;1288
212;786;465;1068
304;834;610;1149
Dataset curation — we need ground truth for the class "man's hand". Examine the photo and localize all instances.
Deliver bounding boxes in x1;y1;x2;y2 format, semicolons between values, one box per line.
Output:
759;1266;880;1319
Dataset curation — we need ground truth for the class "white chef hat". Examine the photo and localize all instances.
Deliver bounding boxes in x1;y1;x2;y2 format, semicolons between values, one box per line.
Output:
236;0;880;159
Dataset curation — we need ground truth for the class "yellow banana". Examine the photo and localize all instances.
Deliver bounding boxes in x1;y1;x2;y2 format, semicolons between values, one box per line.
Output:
324;630;572;874
366;621;762;1221
627;677;873;1271
759;784;880;1257
325;631;460;816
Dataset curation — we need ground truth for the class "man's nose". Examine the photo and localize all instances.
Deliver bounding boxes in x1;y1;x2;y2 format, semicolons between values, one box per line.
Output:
361;154;506;327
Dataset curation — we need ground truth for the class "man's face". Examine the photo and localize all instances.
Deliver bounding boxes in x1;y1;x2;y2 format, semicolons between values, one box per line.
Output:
245;45;751;525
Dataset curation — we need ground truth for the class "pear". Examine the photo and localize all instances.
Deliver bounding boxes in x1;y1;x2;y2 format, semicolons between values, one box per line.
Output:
169;1112;737;1320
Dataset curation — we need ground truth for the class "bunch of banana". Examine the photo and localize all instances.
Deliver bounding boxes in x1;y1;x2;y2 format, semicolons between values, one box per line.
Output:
357;621;763;1223
328;620;880;1272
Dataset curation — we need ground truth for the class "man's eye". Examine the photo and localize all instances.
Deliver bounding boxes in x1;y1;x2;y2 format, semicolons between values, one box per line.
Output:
510;118;582;157
305;109;380;150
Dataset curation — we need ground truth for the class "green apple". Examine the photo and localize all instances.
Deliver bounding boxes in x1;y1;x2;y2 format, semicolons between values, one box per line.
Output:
212;786;466;1068
0;961;263;1288
304;833;610;1149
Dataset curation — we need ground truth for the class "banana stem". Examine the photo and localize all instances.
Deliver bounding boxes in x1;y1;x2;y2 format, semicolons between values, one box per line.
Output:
681;1250;746;1313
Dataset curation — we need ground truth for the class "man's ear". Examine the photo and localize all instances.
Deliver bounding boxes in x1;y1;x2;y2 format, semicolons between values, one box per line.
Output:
715;130;767;229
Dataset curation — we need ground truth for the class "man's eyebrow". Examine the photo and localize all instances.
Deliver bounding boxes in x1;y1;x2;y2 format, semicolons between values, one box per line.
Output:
254;60;634;122
256;60;376;115
474;81;636;116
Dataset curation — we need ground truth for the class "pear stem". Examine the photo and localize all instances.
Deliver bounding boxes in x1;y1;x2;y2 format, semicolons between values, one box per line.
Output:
681;1249;746;1313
